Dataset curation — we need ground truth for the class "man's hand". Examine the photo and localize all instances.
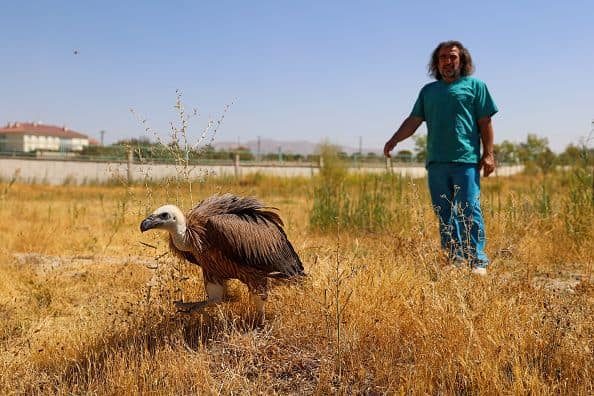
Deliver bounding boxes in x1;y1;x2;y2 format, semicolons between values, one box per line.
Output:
383;140;396;157
477;116;495;177
383;116;423;158
480;152;495;177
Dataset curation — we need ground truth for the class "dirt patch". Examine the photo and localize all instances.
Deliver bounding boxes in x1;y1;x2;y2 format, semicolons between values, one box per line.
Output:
532;271;592;294
12;252;158;275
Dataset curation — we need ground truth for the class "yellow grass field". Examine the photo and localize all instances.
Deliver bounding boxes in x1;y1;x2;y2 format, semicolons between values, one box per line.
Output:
0;172;592;395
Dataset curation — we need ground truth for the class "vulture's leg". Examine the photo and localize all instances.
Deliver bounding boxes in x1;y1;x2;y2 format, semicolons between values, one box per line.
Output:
250;292;267;318
249;279;269;322
174;281;226;313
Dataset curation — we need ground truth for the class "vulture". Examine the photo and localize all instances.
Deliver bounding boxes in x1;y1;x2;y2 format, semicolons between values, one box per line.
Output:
140;193;304;317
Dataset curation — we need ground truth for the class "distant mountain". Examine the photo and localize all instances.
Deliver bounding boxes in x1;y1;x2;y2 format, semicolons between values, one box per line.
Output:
213;138;381;156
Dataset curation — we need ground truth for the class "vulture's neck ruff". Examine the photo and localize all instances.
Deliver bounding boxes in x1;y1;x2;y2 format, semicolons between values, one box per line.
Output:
140;204;192;251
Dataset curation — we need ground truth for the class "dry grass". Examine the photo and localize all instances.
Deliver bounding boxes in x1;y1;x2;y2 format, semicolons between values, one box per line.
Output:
0;173;592;395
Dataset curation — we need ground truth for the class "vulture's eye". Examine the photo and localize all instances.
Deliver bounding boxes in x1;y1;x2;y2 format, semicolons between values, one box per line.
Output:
159;213;170;220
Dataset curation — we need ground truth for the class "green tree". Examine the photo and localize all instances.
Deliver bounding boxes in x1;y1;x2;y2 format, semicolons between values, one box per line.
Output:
394;150;413;163
535;147;557;175
494;140;520;164
364;152;379;163
234;145;254;161
413;134;427;163
518;134;555;174
558;143;589;166
518;134;550;163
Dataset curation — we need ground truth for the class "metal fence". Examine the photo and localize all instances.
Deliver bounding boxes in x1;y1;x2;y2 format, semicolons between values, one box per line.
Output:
0;152;524;185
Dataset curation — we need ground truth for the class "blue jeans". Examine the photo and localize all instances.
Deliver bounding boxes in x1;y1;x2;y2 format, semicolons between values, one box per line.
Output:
427;162;488;268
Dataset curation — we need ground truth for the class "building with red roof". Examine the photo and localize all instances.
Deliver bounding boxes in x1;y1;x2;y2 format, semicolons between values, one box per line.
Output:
0;122;91;152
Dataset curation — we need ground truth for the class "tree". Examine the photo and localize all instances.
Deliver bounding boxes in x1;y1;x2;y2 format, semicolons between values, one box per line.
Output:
413;134;427;163
558;143;592;167
535;147;556;175
494;140;520;164
115;137;152;146
518;134;556;174
364;152;379;163
518;134;550;163
235;145;254;161
394;150;413;163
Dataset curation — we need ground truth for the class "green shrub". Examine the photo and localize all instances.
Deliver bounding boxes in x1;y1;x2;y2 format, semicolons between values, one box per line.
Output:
310;144;401;232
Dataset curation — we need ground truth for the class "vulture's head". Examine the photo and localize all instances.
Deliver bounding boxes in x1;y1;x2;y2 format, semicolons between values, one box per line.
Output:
140;205;186;234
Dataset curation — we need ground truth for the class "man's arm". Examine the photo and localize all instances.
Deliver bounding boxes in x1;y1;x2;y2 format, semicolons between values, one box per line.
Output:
383;116;423;157
478;116;495;177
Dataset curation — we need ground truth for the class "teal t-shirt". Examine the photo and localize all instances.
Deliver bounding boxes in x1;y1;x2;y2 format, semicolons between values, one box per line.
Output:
410;76;498;165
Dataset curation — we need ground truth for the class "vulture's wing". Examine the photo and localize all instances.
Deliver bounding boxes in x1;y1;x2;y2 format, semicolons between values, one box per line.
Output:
204;212;304;277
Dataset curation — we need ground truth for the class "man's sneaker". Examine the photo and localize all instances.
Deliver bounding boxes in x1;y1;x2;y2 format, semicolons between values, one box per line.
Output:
450;255;465;267
471;267;488;276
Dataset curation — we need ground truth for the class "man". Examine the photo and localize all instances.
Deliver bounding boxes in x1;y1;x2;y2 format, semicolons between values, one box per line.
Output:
384;40;498;276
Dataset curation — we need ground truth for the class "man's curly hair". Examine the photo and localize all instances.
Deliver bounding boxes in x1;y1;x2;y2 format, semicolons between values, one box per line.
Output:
428;40;475;80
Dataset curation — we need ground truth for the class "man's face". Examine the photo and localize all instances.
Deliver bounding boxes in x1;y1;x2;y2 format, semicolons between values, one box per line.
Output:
437;46;461;82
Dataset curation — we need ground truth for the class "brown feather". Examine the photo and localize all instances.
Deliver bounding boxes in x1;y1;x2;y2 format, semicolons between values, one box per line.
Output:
169;194;304;295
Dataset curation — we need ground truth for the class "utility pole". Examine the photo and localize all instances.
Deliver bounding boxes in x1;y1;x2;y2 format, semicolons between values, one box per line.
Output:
257;136;261;162
100;130;105;146
358;136;363;168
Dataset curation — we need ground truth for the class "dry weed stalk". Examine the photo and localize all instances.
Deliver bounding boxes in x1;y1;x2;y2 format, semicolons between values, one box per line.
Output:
308;221;365;392
0;169;19;207
130;90;234;208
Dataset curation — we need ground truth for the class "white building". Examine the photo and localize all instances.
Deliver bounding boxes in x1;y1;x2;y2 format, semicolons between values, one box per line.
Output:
0;122;91;153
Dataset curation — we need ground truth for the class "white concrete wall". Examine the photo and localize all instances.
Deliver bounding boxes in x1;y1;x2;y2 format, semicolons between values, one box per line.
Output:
0;158;319;184
0;157;525;185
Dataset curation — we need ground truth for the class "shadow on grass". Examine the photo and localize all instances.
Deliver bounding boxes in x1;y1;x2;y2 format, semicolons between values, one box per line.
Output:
40;307;265;393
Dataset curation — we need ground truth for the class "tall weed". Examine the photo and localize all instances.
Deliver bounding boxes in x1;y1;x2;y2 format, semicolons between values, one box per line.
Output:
562;164;593;243
310;144;402;233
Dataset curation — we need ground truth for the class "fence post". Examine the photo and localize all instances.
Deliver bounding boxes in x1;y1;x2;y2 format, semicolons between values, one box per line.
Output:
127;148;133;184
234;153;240;178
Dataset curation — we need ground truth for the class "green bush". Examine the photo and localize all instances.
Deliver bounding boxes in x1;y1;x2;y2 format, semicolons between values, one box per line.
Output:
562;163;593;242
310;144;400;232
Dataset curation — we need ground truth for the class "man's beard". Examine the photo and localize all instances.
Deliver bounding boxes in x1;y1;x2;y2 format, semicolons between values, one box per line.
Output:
442;68;461;79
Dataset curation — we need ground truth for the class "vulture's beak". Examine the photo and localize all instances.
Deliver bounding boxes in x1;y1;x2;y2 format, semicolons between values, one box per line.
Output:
140;215;158;232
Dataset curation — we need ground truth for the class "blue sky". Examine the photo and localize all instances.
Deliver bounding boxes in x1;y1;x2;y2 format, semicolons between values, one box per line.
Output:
2;1;593;153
